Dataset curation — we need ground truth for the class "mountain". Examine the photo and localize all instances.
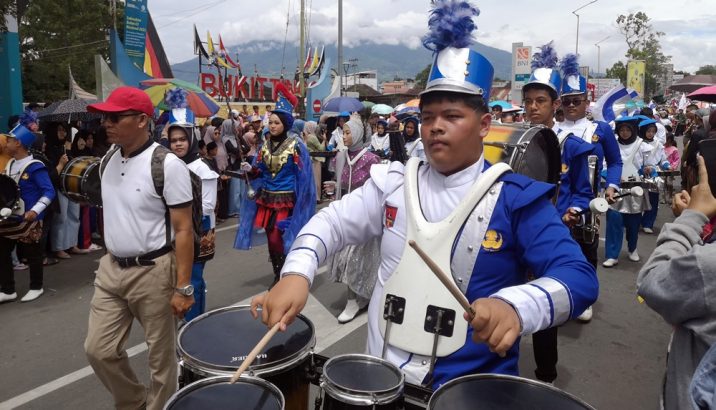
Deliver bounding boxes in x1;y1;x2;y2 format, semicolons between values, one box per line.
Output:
171;41;512;87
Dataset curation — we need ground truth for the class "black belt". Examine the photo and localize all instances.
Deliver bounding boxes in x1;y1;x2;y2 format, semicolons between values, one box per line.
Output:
111;246;173;269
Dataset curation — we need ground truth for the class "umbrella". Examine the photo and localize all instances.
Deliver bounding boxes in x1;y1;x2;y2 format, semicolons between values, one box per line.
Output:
489;100;512;109
323;96;364;113
395;103;420;116
371;104;394;115
670;75;716;94
688;85;716;103
38;99;101;123
140;78;220;118
361;100;375;109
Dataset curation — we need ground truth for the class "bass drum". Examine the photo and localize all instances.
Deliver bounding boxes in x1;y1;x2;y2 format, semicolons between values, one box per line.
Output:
60;156;102;206
484;123;561;185
0;174;21;224
177;305;315;410
428;374;595;410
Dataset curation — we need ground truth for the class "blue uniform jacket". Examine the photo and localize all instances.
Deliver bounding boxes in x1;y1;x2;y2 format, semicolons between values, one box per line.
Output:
556;135;594;216
431;170;598;388
17;161;55;220
591;121;623;188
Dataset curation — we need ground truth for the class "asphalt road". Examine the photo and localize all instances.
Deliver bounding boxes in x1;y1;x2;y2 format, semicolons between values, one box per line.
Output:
0;201;676;409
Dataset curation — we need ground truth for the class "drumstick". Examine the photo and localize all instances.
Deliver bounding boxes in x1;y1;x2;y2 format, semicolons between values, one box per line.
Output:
408;240;475;318
229;322;281;383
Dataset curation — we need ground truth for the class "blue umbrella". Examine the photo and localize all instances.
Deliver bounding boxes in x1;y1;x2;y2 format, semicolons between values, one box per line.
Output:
323;96;364;113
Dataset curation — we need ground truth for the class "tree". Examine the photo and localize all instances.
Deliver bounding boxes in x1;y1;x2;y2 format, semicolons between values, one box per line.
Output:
696;65;716;75
0;1;16;33
606;61;627;83
19;0;116;102
414;64;431;90
616;12;671;96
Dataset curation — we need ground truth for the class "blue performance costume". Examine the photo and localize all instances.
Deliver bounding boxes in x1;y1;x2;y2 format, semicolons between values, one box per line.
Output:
280;1;597;388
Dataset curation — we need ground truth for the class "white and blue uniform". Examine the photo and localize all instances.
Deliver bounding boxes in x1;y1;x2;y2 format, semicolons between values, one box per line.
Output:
282;158;598;388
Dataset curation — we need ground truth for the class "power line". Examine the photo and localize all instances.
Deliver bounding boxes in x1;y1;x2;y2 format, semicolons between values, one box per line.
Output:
156;0;229;29
32;40;107;54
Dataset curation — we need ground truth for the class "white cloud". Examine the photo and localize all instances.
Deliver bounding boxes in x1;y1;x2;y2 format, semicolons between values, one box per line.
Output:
150;0;716;74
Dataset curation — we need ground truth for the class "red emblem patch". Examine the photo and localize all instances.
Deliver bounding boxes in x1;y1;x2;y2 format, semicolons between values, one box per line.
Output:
385;205;398;228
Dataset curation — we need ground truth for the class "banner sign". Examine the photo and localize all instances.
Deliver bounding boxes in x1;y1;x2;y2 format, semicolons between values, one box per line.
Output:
510;43;532;100
627;60;646;99
123;0;149;69
200;73;298;101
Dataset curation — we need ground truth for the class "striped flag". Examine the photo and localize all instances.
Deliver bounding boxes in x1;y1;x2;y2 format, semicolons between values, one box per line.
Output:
592;84;631;123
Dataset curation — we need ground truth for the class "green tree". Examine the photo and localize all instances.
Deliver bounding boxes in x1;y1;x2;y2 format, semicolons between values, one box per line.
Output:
696;65;716;75
616;12;671;96
20;0;116;102
0;1;17;32
606;61;627;83
414;64;431;90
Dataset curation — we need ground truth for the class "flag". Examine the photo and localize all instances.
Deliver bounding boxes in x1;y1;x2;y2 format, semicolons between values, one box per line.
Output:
143;13;173;78
592;84;631;123
678;93;688;110
194;24;209;59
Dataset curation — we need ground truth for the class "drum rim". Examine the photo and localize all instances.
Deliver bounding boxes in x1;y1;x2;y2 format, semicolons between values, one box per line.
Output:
484;124;561;185
59;156;102;207
0;174;20;209
426;373;595;410
164;375;285;410
177;305;316;377
320;353;405;406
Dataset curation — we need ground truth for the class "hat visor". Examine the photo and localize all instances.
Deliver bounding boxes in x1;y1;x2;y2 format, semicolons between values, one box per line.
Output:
420;81;484;97
560;90;586;97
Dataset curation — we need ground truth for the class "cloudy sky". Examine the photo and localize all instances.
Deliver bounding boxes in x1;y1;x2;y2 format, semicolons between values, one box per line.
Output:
149;0;716;74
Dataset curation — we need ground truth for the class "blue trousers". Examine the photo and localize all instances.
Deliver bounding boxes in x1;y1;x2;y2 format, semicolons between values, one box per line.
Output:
227;177;246;216
605;209;641;259
641;191;660;229
184;261;206;322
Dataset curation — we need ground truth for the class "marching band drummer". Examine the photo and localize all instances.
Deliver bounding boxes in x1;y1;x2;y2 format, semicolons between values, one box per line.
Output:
637;117;671;234
522;42;595;384
0;125;55;303
251;0;598;389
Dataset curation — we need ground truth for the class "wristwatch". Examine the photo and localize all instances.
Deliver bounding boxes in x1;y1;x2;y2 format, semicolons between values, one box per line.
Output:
175;284;194;296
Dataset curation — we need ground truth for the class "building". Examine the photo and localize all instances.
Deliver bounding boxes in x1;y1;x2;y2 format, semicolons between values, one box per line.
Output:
344;70;379;92
380;79;416;94
656;63;674;95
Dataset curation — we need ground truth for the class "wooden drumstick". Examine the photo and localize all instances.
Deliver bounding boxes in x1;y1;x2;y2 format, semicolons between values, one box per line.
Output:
408;240;475;318
230;322;281;383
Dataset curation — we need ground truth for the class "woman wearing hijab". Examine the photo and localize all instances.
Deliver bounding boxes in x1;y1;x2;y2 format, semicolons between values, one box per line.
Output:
221;117;246;217
166;92;219;322
302;121;325;202
370;118;390;156
638;117;671;234
402;116;425;161
328;117;382;323
235;84;315;287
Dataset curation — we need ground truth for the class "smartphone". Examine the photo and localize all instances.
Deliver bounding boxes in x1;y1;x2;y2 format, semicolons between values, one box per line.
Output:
698;139;716;197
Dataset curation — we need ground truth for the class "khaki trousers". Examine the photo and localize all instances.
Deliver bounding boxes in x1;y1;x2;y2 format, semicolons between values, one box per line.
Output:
84;253;177;410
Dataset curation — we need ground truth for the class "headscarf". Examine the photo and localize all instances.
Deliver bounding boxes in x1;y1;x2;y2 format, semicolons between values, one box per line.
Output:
344;118;365;152
303;121;318;138
639;121;657;141
376;119;388;136
203;125;216;145
402;117;420;142
272;111;294;134
615;122;638;145
168;124;200;164
291;119;306;136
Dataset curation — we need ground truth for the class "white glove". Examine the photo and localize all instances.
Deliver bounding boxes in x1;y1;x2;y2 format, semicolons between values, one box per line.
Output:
240;162;252;172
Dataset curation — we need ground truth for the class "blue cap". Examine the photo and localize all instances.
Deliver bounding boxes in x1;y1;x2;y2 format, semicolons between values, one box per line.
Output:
524;42;562;96
8;124;35;148
420;1;493;100
338;111;350;118
638;118;657;129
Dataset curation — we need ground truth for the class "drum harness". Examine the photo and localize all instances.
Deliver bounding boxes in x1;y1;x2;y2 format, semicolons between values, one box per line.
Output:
380;158;512;386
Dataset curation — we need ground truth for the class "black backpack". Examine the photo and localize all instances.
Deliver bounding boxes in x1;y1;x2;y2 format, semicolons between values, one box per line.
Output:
100;144;210;261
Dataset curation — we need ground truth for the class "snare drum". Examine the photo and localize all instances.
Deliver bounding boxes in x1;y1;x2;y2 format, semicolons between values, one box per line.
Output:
320;354;404;409
60;156;102;206
165;375;285;410
177;305;315;410
484;124;561;184
428;374;594;410
0;174;21;225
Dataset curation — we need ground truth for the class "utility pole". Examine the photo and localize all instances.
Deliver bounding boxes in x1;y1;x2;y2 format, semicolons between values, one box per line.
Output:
298;0;306;115
338;0;343;96
572;0;597;55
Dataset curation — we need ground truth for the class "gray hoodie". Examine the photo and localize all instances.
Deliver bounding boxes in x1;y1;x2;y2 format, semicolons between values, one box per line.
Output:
637;210;716;410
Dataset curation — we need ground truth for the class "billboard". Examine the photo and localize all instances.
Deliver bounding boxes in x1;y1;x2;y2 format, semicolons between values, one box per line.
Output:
627;60;646;99
591;78;622;100
123;0;149;69
510;43;532;101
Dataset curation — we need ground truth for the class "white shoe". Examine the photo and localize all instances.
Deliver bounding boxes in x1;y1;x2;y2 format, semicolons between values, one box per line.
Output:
20;289;44;302
577;306;593;322
602;258;618;268
643;227;654;234
337;298;362;324
628;250;640;262
0;292;17;303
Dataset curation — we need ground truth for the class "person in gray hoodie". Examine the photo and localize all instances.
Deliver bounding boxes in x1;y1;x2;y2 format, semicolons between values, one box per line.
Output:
637;154;716;410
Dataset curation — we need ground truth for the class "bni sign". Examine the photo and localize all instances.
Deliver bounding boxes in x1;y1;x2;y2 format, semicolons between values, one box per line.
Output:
510;43;532;99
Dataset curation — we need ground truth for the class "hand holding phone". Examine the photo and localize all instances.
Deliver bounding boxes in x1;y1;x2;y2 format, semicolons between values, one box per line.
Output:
698;139;716;197
687;153;716;219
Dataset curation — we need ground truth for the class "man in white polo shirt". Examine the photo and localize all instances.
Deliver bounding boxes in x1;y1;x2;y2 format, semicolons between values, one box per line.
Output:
84;87;194;410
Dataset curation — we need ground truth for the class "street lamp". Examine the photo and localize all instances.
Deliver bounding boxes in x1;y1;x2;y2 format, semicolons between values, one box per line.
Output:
595;36;610;78
342;62;351;94
572;0;598;55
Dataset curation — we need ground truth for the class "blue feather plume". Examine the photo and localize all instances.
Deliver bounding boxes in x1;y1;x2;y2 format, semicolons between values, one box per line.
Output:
560;53;580;78
422;0;479;52
164;87;188;109
531;41;558;70
19;109;38;127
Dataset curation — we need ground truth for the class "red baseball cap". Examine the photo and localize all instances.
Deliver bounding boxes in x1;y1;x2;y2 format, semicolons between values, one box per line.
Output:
88;86;155;116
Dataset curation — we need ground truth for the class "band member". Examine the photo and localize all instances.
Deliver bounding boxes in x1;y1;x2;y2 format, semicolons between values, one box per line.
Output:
84;87;194;410
370;119;390;156
165;88;219;322
0;125;55;303
234;83;315;287
251;1;597;388
402;116;425;161
638;117;671;233
603;116;652;267
556;52;622;322
522;42;594;384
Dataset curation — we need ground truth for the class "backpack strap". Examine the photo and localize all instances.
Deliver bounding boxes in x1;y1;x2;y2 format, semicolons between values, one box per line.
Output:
99;145;122;179
6;158;44;182
150;145;171;247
